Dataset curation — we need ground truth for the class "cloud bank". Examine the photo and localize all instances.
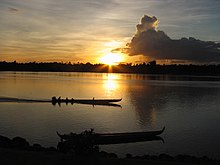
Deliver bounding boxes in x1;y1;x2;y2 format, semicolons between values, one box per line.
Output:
116;15;220;63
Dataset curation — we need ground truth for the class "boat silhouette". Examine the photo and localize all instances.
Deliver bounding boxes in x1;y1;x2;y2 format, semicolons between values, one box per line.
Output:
57;127;165;145
52;96;122;107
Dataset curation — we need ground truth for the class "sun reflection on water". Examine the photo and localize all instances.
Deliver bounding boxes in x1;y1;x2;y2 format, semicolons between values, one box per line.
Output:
103;74;119;97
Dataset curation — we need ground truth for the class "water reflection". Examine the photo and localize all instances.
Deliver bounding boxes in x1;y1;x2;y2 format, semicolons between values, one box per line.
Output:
128;84;167;127
1;72;220;158
102;74;119;97
126;75;220;128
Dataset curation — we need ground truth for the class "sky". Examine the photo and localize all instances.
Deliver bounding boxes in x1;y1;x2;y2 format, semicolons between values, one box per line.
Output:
0;0;220;64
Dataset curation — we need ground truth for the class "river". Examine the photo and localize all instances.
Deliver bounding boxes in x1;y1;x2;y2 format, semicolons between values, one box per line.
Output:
0;71;220;158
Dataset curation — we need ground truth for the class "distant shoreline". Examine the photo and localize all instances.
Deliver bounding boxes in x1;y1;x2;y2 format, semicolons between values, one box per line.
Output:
1;61;220;76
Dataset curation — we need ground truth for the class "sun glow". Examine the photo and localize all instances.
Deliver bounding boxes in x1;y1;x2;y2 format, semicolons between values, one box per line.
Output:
103;74;119;96
98;40;126;65
100;53;123;66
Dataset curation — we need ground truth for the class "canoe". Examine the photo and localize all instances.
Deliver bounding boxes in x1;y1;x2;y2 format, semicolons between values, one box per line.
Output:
0;97;122;107
96;126;165;138
52;97;122;105
93;134;164;144
57;127;165;145
72;98;122;104
92;127;165;144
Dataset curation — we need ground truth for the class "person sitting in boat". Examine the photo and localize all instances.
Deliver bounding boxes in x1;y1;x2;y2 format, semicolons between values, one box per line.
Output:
81;128;94;136
71;98;74;104
90;128;94;134
52;96;57;105
58;96;61;102
52;96;56;102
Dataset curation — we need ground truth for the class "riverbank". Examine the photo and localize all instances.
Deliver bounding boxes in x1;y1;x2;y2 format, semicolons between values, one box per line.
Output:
0;135;219;165
0;148;219;165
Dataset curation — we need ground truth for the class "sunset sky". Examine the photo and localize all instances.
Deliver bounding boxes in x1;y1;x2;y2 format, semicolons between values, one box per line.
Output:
0;0;220;64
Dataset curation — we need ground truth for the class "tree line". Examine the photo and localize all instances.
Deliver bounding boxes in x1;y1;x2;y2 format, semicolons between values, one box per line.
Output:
1;61;220;75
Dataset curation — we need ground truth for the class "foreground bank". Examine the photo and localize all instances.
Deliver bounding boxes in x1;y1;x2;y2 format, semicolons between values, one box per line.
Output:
0;134;219;165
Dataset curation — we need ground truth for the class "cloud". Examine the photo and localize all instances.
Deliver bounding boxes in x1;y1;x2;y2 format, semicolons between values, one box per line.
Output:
115;15;220;63
136;15;159;35
8;7;19;13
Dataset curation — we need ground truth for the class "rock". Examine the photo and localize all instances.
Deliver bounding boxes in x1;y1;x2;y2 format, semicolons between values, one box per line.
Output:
109;153;118;158
47;147;57;152
11;137;29;149
0;135;12;148
32;143;45;151
159;153;173;161
125;153;132;159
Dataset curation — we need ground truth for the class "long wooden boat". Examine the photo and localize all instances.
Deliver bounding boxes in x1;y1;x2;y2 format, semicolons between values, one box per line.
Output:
97;126;165;138
73;98;122;104
52;97;122;105
57;127;165;145
92;129;165;144
0;97;122;107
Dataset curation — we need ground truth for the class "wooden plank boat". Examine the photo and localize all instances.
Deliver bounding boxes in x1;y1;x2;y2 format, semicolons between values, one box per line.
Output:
96;126;165;138
0;97;50;103
0;97;122;107
57;127;165;145
73;98;122;104
52;97;122;105
95;127;165;144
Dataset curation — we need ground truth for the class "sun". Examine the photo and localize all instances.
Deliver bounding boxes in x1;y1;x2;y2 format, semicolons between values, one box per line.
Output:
100;53;123;65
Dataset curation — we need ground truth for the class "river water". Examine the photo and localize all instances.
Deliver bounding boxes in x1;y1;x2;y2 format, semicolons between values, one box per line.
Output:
0;72;220;158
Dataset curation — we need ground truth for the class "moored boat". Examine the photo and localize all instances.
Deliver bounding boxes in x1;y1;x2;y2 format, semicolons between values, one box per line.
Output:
57;127;165;145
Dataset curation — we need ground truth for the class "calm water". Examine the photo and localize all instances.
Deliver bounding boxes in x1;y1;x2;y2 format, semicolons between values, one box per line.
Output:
0;72;220;158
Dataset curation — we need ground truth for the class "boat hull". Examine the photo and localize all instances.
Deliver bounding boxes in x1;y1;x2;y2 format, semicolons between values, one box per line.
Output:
52;97;122;106
73;99;122;104
57;127;165;145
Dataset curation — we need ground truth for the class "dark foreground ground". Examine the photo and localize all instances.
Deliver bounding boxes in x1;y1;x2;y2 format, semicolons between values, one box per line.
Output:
0;148;219;165
0;134;219;165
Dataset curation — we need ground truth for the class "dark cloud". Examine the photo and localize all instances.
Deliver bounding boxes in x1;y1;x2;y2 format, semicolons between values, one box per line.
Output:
115;15;220;63
8;7;19;13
